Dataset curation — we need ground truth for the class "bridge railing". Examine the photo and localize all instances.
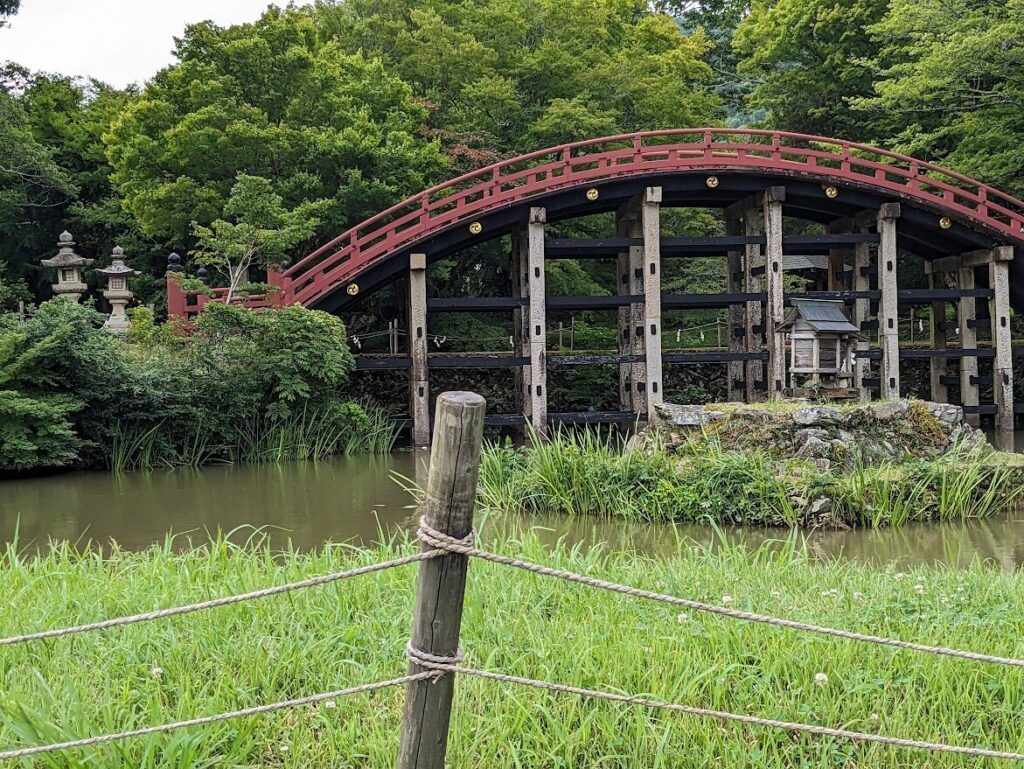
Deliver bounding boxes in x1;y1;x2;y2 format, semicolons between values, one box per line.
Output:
167;129;1024;316
6;390;1024;765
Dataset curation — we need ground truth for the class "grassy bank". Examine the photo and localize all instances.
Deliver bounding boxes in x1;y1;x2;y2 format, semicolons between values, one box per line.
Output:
2;534;1024;766
480;428;1024;527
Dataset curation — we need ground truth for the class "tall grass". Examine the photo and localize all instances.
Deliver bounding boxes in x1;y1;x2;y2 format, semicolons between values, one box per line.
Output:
1;533;1024;767
830;441;1024;527
108;403;400;472
479;428;1022;527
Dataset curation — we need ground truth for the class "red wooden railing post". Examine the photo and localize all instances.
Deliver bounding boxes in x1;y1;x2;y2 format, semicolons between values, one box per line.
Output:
166;273;186;318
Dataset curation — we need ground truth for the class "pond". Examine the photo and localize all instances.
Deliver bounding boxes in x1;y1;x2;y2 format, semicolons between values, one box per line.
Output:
2;443;1024;569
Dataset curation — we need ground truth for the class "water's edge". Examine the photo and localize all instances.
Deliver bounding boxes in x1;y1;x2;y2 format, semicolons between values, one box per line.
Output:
2;447;1024;569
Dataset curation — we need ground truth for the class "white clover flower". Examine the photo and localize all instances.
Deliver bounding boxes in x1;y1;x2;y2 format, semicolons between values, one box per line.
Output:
280;745;290;753
913;583;925;593
324;699;337;709
770;590;781;599
676;612;689;624
721;595;733;605
814;672;828;687
852;592;864;600
149;666;163;678
870;713;879;722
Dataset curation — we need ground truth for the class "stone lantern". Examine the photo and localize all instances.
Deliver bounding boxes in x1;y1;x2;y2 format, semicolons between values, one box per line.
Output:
40;231;94;302
94;246;138;333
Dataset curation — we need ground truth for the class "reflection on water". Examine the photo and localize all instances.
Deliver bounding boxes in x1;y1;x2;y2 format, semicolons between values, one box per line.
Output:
2;444;1024;569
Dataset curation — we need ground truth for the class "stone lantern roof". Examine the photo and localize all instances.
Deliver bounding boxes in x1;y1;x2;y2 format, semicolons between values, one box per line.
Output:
94;247;138;277
40;231;95;269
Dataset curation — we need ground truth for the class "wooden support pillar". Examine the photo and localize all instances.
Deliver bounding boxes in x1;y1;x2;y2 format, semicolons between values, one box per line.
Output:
852;233;872;401
399;391;484;769
408;253;430;447
513;208;547;437
990;246;1015;433
763;186;786;400
958;265;980;425
616;197;647;415
725;216;745;401
926;265;949;404
642;187;663;410
876;204;901;399
826;219;853;292
743;204;762;401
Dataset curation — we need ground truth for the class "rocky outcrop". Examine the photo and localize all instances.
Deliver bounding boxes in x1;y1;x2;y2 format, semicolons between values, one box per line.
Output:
637;398;1000;528
641;399;988;469
652;403;726;427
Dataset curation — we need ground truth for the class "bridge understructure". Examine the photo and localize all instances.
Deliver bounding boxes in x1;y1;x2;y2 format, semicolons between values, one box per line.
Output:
167;130;1024;445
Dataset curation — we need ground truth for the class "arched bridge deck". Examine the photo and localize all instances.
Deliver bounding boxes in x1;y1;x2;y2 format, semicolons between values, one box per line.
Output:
167;129;1024;441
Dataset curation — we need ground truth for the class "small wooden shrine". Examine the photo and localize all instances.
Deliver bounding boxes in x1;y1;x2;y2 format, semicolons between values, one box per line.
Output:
776;299;864;392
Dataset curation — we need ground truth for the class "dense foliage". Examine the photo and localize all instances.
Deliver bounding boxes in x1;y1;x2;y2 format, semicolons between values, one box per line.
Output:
2;0;1018;304
0;300;391;473
1;0;1021;470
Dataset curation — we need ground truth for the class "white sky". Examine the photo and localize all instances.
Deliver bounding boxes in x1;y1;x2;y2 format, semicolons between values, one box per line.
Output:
0;0;311;88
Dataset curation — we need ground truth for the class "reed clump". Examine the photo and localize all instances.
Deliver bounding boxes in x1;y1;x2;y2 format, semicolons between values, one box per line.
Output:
478;426;1023;527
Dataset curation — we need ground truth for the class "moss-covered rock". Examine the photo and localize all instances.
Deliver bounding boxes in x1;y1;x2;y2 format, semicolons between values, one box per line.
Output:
645;398;984;473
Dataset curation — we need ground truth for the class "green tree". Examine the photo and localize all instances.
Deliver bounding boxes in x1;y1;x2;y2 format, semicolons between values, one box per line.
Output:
855;0;1024;197
104;7;446;249
191;174;326;302
317;0;722;161
0;67;154;304
193;303;355;418
0;0;19;26
734;0;888;137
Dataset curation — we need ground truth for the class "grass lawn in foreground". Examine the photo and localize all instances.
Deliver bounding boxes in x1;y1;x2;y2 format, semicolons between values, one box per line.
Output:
1;532;1023;767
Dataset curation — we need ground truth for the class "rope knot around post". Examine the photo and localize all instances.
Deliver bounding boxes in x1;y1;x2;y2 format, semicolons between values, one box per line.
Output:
416;516;475;554
405;642;463;681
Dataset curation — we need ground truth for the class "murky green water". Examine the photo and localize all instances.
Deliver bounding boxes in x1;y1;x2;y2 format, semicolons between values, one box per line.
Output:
2;444;1024;568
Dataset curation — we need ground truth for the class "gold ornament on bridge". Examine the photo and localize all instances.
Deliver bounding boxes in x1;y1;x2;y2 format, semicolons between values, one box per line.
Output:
585;188;600;201
824;185;839;199
705;176;720;188
468;221;483;234
939;216;953;230
346;283;360;296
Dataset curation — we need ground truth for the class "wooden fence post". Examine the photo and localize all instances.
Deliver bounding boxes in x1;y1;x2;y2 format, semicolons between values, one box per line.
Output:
398;391;486;769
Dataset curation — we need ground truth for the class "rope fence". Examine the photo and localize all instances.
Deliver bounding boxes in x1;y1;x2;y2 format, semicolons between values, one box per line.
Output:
2;391;1023;765
0;550;441;647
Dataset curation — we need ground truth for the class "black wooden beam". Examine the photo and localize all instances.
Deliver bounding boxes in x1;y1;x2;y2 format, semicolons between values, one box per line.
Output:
898;288;993;303
799;290;880;301
428;355;529;369
898;348;996;359
962;405;998;415
428;296;525;311
547;294;640;310
664;292;765;308
550;411;645;424
485;414;527;426
785;233;879;245
544;234;880;260
545;237;640;256
663;351;769;363
355;356;412;370
549;354;643;365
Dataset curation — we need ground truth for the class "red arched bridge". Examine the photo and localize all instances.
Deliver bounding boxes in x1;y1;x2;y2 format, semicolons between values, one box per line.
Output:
167;128;1024;442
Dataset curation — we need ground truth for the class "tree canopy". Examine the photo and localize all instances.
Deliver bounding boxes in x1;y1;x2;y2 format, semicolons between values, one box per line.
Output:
0;0;1022;312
